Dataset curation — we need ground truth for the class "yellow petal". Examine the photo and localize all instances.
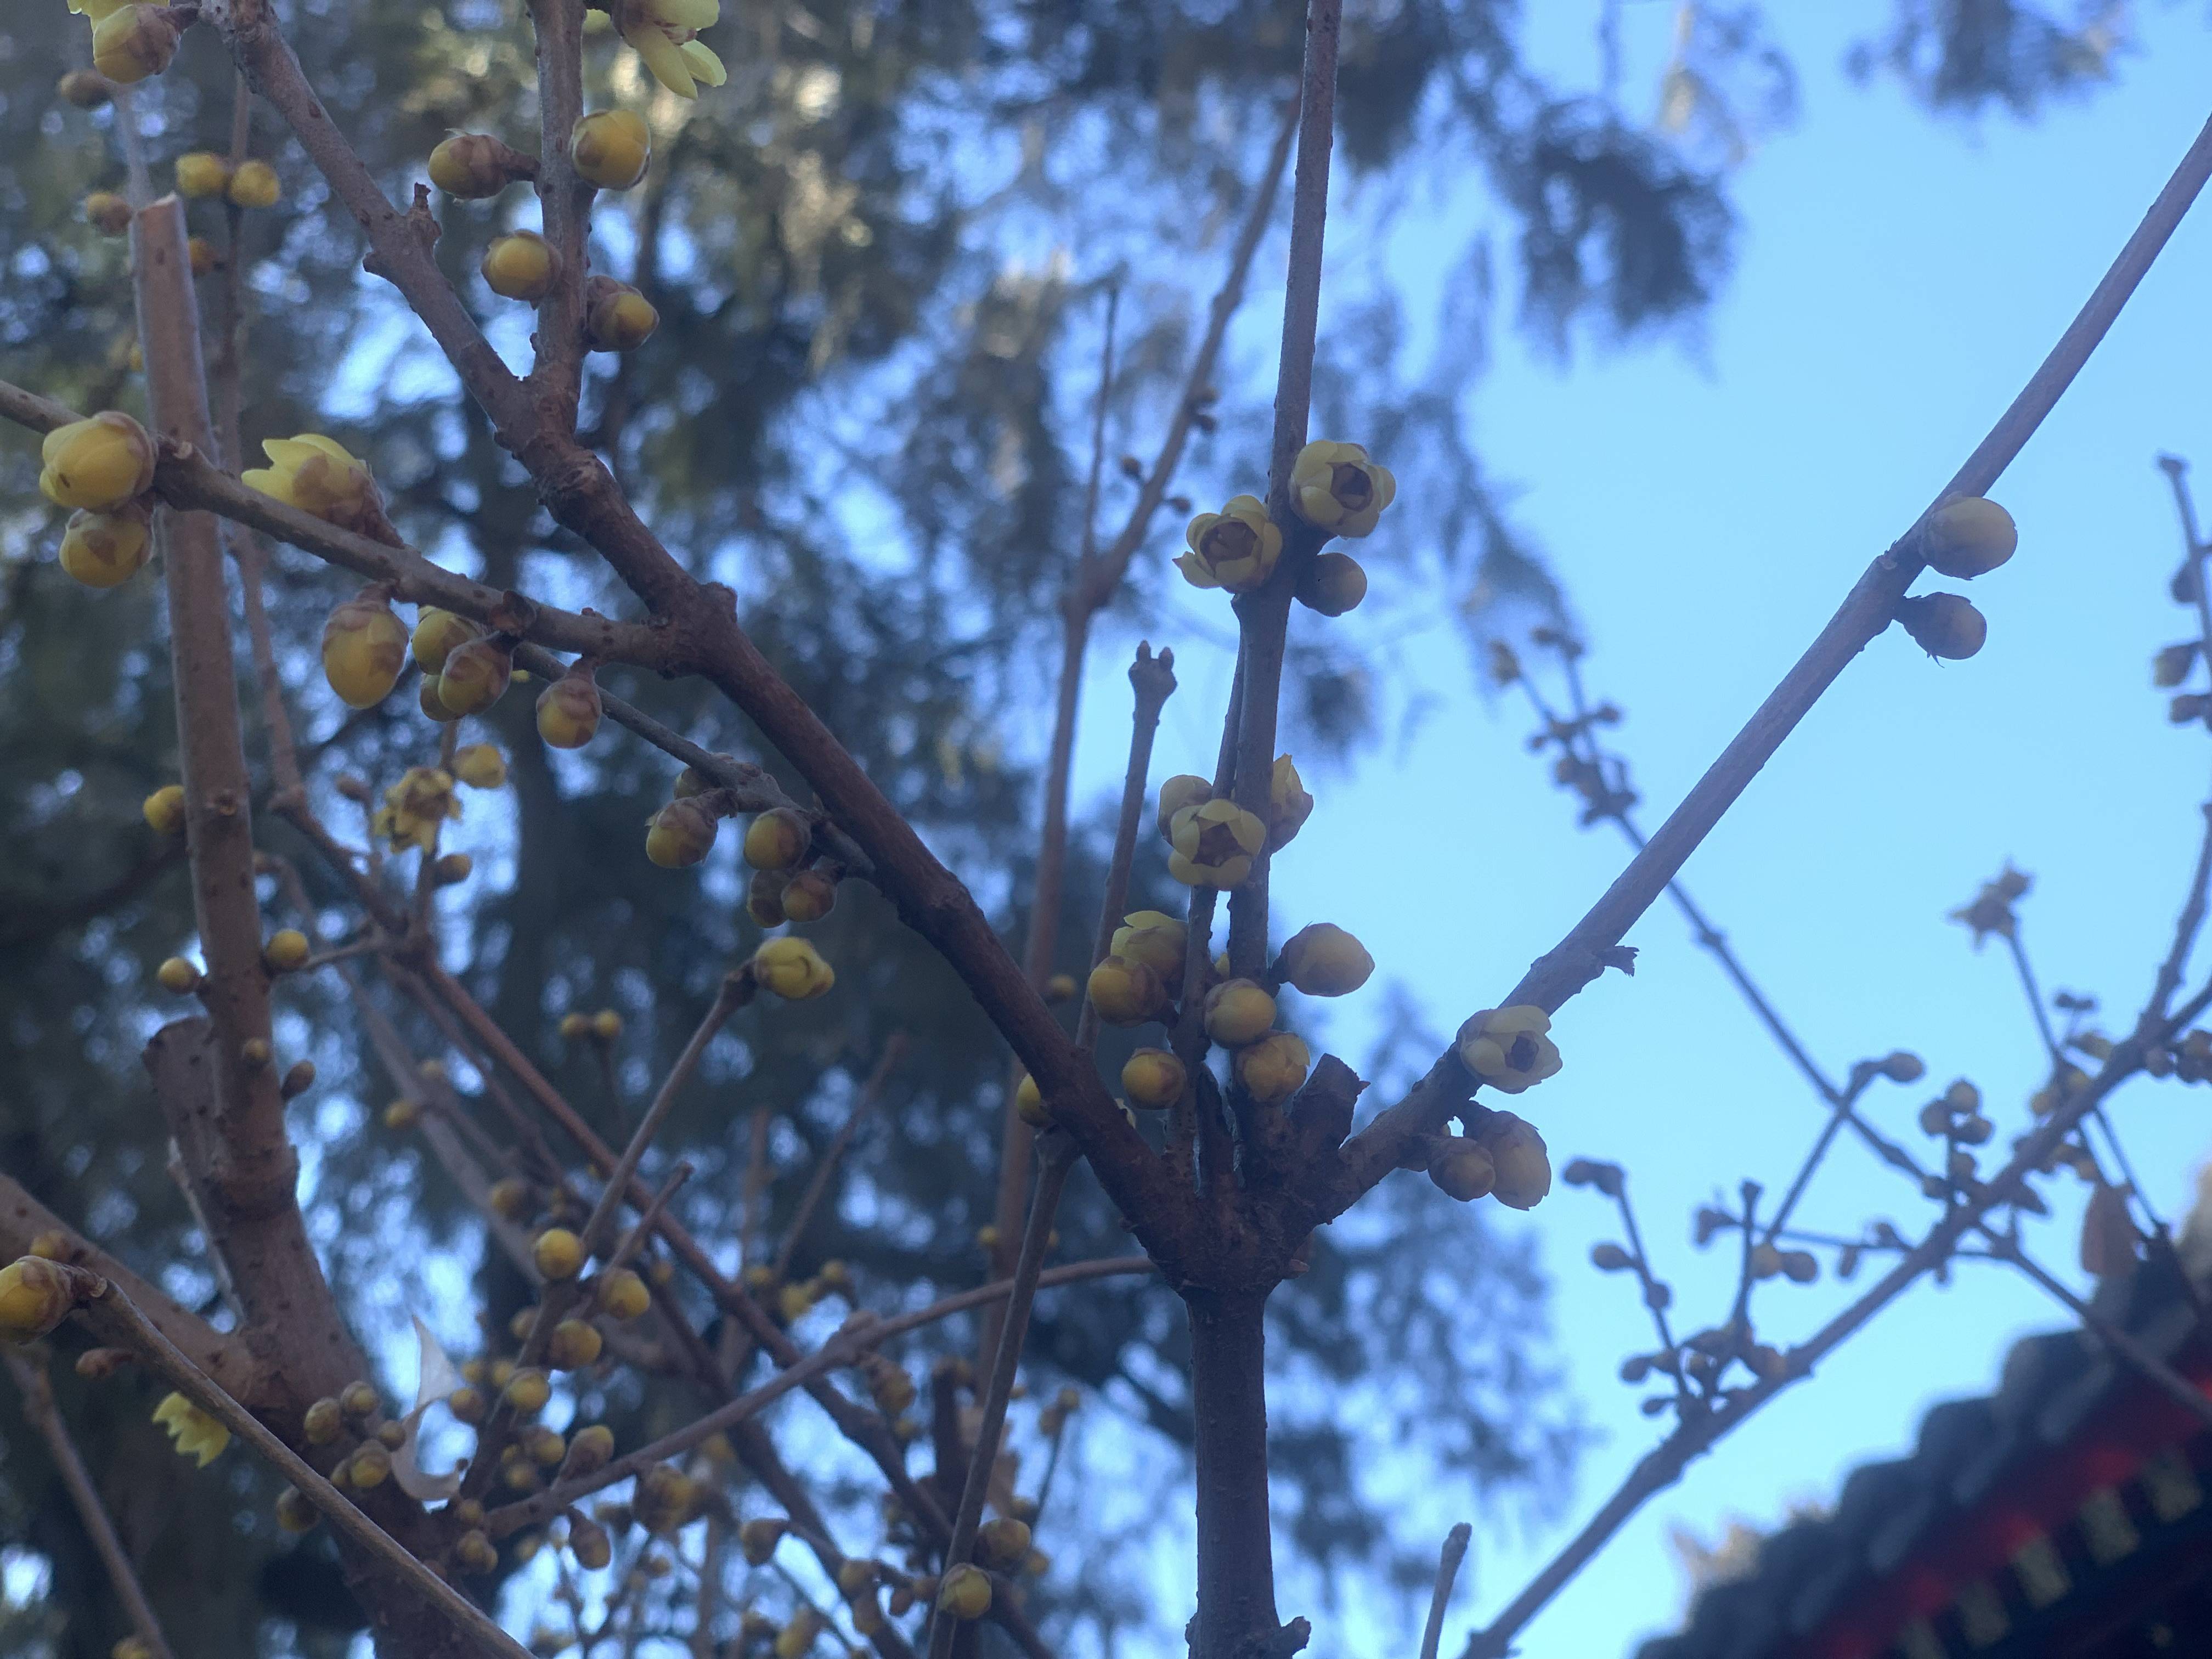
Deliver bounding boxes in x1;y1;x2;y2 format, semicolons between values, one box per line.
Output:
679;39;726;84
625;22;697;97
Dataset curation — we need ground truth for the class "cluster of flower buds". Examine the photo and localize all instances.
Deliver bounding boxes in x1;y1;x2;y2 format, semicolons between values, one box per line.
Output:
1175;440;1391;612
1425;1109;1551;1210
1894;495;2016;660
173;150;282;208
41;414;158;590
371;765;462;853
1948;863;2031;948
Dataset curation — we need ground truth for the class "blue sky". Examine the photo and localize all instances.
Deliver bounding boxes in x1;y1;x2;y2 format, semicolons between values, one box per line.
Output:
1059;5;2212;1654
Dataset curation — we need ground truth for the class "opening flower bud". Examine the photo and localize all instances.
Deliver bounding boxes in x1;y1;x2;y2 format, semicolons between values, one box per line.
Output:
1921;496;2016;580
1167;798;1266;889
584;280;659;351
780;868;837;922
174;151;231;199
752;936;836;1000
1109;911;1187;981
537;667;603;749
1121;1047;1187;1109
1897;592;1987;661
646;798;719;868
0;1258;77;1342
938;1564;992;1621
1475;1110;1552;1210
744;807;812;871
1455;1006;1561;1094
245;435;386;534
482;230;561;302
1087;955;1169;1026
83;191;132;236
263;929;311;972
1203;979;1277;1047
534;1227;585;1280
437;636;515;715
153;1392;229;1465
1278;923;1373;997
1288;440;1396;538
571;108;652;189
92;5;181;85
428;133;522;199
319;588;409;709
1235;1031;1310;1103
40;413;155;511
228;160;280;208
1295;550;1368;616
1176;495;1282;592
1155;775;1212;841
453;743;507;789
58;503;154;589
142;784;186;835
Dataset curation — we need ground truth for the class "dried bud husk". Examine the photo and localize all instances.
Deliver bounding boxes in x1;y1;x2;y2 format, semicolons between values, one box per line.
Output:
321;588;409;708
437;636;514;715
1896;592;1987;661
537;665;603;749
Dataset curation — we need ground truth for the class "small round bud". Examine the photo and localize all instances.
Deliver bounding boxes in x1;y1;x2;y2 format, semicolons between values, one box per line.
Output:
743;808;812;871
780;868;838;923
1590;1243;1633;1272
302;1397;343;1442
558;1011;590;1040
428;134;520;199
536;667;603;748
321;588;409;709
264;929;311;972
187;236;216;276
338;1380;379;1420
1878;1051;1925;1083
436;636;514;715
83;191;133;236
584;283;659;352
1121;1047;1187;1110
411;608;484;674
174;152;232;199
1234;1031;1310;1104
482;230;560;302
1088;955;1170;1026
1920;496;2016;580
976;1517;1032;1570
60;504;153;587
432;852;473;885
739;1516;788;1565
0;1258;77;1341
227;159;280;208
92;6;182;85
1202;979;1276;1048
591;1008;622;1040
58;70;112;109
1045;972;1077;1002
563;1423;615;1476
143;784;186;836
634;1464;695;1533
522;1424;567;1466
39;413;155;512
503;1367;551;1414
280;1060;315;1099
645;798;719;868
752;936;836;1000
1013;1073;1049;1127
571;109;652;189
938;1564;992;1621
275;1485;319;1532
156;957;202;994
456;1528;498;1574
348;1443;392;1489
1294;550;1367;617
1277;923;1373;997
452;743;507;791
597;1267;651;1319
1896;592;1987;661
533;1227;585;1280
1779;1250;1819;1284
488;1177;535;1220
547;1318;603;1369
445;1385;485;1424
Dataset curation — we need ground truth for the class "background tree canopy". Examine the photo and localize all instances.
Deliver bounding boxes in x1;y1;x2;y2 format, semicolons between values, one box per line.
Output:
0;1;2168;1654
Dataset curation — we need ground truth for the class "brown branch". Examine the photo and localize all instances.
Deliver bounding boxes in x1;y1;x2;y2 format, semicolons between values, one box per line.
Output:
1418;1523;1471;1659
2;1350;177;1659
1076;645;1180;1055
1329;104;2212;1224
524;0;590;423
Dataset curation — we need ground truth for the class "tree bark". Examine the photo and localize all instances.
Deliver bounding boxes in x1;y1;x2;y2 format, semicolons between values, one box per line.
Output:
1186;1289;1281;1658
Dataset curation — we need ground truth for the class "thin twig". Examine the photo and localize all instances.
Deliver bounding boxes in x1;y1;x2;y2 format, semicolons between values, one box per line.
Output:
1418;1523;1471;1659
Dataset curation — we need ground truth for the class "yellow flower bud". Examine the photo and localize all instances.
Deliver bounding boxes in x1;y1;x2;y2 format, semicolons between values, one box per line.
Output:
740;1516;788;1565
419;675;463;723
503;1367;551;1414
938;1563;992;1621
1427;1138;1496;1202
187;236;218;277
976;1517;1032;1570
1921;496;2016;580
274;1486;318;1532
1897;592;1987;661
753;936;836;1000
1045;971;1077;1001
522;1424;567;1466
1086;954;1169;1026
1176;494;1282;592
142;783;185;835
534;1227;585;1280
483;231;560;302
1266;754;1313;851
92;5;181;84
537;667;603;748
570;1515;612;1570
174;151;230;199
57;70;111;110
302;1397;342;1442
1121;1047;1187;1109
411;607;484;673
1235;1031;1310;1103
563;1423;615;1476
40;413;155;511
1109;910;1187;981
1295;550;1367;616
115;1639;154;1659
1288;440;1396;538
635;1463;695;1533
1278;923;1373;997
0;1258;76;1341
437;636;514;715
580;285;656;355
591;1008;622;1040
153;1391;230;1465
1455;1006;1561;1094
453;743;507;789
156;957;201;994
558;1011;590;1040
263;929;311;972
244;433;385;534
571;109;652;189
1014;1073;1049;1127
1203;978;1276;1047
227;159;280;208
382;1097;421;1131
780;868;838;922
548;1318;603;1369
1475;1110;1551;1210
83;191;132;236
645;798;719;868
778;1282;815;1322
320;588;409;709
1155;774;1211;841
428;133;520;199
743;807;812;871
280;1059;316;1098
489;1176;535;1220
1168;797;1266;889
598;1267;651;1319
